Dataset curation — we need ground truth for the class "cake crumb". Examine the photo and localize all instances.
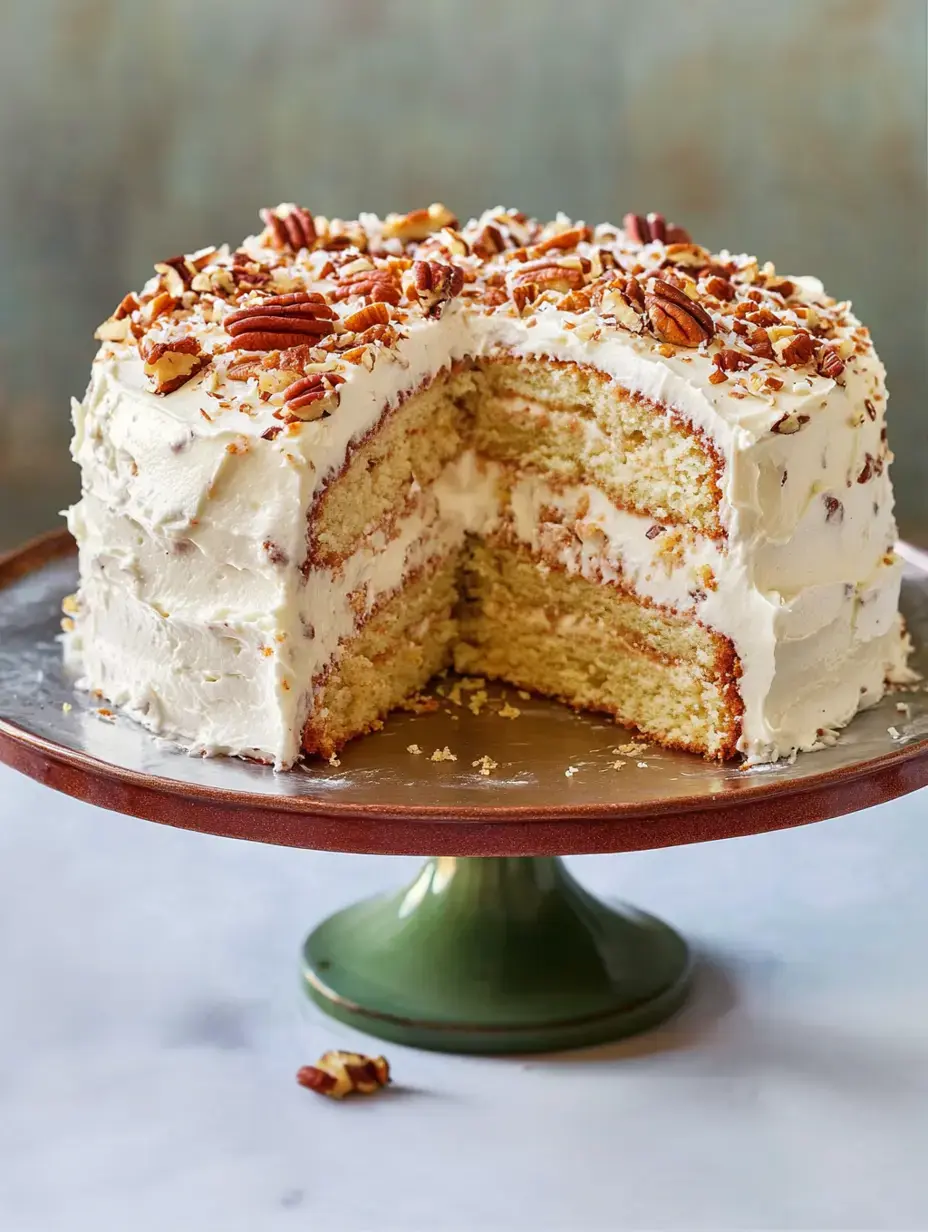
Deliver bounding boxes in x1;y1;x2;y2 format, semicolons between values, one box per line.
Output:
565;765;579;777
517;690;530;700
447;682;464;707
407;743;422;755
431;746;457;762
400;693;440;714
62;702;72;713
637;761;649;768
895;702;911;717
472;755;498;777
610;759;626;770
887;726;901;740
498;702;521;720
613;742;648;756
468;689;488;716
96;708;115;721
328;754;341;768
460;677;486;691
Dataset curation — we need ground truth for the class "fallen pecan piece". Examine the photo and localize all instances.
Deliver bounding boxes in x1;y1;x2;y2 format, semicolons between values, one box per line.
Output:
645;279;713;347
139;336;210;395
297;1051;390;1099
225;292;336;351
623;212;691;245
412;259;464;316
260;204;317;252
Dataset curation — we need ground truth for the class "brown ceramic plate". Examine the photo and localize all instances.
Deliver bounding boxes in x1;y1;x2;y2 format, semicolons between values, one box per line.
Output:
0;529;925;855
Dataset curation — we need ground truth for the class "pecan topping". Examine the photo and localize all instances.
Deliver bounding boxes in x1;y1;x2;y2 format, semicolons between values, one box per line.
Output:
297;1051;390;1100
771;411;810;435
330;267;402;306
529;225;591;256
823;495;844;523
342;301;392;331
623;212;691;245
747;327;775;360
260;204;317;252
864;398;877;421
704;275;736;302
817;345;845;381
645;279;714;347
282;371;345;420
224;292;336;351
645;524;665;539
154;255;194;298
471;223;507;260
139;337;210;395
412;260;464;316
713;348;753;373
383;203;457;242
780;331;815;367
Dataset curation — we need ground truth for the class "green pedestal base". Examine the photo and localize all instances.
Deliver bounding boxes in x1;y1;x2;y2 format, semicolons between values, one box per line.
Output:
302;857;690;1054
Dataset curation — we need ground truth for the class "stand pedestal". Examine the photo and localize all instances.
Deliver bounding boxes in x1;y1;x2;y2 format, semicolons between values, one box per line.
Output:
302;856;690;1054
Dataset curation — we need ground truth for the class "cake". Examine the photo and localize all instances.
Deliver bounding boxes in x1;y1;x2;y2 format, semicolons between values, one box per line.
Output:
65;202;911;768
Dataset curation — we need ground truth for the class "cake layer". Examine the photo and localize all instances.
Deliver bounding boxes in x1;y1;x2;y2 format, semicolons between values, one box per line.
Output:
469;357;723;536
302;553;460;758
455;541;742;758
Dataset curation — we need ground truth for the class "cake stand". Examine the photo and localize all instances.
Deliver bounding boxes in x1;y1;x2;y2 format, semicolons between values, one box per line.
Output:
2;530;927;1054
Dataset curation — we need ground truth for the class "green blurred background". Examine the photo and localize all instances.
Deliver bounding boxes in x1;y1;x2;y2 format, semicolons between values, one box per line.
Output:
0;0;924;548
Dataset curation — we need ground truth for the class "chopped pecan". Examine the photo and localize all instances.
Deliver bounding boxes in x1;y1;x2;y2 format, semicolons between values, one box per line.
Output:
297;1051;390;1099
864;398;877;421
823;495;844;523
95;293;140;342
529;225;592;256
623;212;691;245
771;411;810;435
645;279;713;347
704;275;736;302
713;348;753;373
260;204;317;252
780;331;816;367
747;327;775;360
817;345;845;381
139;336;210;395
412;260;464;316
383;203;457;242
471;223;507;260
224;292;337;351
154;255;195;297
282;371;345;419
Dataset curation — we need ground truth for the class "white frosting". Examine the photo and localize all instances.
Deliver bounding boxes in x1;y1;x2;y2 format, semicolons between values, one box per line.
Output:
65;207;910;766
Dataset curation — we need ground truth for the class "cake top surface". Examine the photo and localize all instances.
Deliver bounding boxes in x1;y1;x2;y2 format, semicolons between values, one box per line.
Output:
91;202;884;448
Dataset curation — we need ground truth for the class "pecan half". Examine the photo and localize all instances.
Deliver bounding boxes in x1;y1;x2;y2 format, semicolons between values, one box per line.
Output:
330;268;402;306
139;336;210;395
224;292;336;351
704;275;736;302
342;301;392;331
645;279;714;346
282;371;345;419
412;260;464;316
623;212;691;245
260;205;317;252
529;225;591;256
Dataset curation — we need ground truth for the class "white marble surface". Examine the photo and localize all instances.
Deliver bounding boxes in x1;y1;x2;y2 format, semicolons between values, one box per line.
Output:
0;764;926;1232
